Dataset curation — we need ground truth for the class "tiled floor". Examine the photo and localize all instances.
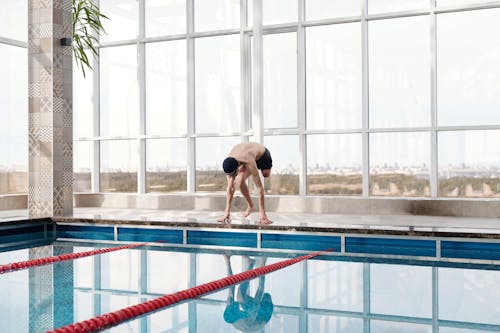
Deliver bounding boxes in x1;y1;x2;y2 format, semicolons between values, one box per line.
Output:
2;207;500;234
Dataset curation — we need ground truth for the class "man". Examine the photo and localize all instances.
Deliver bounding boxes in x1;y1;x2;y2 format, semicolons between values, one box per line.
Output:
217;142;273;224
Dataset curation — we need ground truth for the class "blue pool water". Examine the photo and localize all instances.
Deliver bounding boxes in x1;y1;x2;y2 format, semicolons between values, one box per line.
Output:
0;238;499;333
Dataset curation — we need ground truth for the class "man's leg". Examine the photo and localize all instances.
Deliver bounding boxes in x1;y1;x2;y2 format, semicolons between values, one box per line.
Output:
237;169;254;217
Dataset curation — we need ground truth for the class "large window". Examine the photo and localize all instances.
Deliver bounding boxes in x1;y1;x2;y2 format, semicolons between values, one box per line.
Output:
263;32;297;129
370;132;430;197
438;130;500;197
100;140;138;192
71;0;500;199
0;0;27;195
195;35;241;134
306;23;362;130
146;139;187;193
369;16;430;128
307;134;362;195
437;8;500;126
146;40;187;136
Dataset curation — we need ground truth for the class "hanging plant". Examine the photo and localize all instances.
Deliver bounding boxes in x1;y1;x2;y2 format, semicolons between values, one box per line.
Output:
72;0;109;77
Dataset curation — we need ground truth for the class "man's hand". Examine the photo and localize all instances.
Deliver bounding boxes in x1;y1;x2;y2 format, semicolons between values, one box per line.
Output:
217;214;232;224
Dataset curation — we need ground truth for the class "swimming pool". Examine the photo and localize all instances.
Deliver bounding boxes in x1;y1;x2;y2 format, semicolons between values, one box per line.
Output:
0;220;499;332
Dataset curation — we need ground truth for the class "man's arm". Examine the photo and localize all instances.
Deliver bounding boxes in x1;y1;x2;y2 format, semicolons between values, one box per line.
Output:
218;175;235;223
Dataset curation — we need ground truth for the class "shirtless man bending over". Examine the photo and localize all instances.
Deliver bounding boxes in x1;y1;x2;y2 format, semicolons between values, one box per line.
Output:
217;142;273;225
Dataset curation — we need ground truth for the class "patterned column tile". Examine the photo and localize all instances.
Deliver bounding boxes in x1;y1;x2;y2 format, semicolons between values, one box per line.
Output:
29;0;73;217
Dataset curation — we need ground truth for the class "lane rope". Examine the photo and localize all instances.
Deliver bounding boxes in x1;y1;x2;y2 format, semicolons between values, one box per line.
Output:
48;249;333;333
0;241;155;274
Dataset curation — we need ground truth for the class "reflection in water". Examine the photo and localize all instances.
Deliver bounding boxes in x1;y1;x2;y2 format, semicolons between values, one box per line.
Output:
1;244;499;332
223;255;274;332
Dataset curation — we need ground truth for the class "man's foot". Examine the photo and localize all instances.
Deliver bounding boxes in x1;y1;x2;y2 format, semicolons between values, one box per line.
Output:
258;217;273;225
243;205;254;218
217;216;231;224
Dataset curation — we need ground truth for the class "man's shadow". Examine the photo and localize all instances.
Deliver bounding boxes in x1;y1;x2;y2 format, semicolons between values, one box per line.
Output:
222;255;274;332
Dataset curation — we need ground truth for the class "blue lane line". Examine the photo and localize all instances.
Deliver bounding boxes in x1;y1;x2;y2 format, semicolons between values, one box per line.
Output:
442;241;500;260
187;230;257;248
118;227;183;244
0;224;47;244
346;237;436;257
262;233;341;251
3;223;500;262
56;224;115;241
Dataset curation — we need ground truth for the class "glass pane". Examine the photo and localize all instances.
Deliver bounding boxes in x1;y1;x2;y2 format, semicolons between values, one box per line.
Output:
263;135;299;195
100;249;139;291
148;304;189;332
195;35;241;134
440;328;494;333
146;40;187;136
100;0;138;42
100;294;140;331
437;9;500;126
196;137;240;191
0;250;29;332
0;0;26;41
73;247;93;288
306;0;361;20
371;321;431;333
147;251;189;294
368;0;428;14
263;32;297;128
100;140;138;192
307;134;362;195
100;45;139;137
308;260;363;311
371;264;432;318
369;16;430;128
73;56;93;138
146;0;186;37
370;132;430;197
0;44;27;194
306;23;362;130
74;141;92;193
265;257;301;307
439;268;500;325
438;130;500;198
196;253;229;301
146;138;187;192
308;314;363;333
196;303;236;332
437;0;497;6
267;314;299;332
247;0;253;27
74;291;93;323
263;0;297;25
195;0;240;32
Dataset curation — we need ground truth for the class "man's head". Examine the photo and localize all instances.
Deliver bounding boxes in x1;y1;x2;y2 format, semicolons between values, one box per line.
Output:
223;157;239;177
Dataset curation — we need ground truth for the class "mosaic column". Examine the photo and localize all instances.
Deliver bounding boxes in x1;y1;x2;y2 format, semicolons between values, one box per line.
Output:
28;0;73;217
29;246;54;332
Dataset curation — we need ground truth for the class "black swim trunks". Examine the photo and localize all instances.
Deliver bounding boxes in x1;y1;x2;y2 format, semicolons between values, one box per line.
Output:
256;148;272;170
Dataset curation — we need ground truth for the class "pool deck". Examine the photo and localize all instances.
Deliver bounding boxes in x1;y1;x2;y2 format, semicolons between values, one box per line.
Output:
1;207;499;239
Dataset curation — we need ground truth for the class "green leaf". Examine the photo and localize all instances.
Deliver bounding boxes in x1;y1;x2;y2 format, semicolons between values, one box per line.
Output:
72;0;108;77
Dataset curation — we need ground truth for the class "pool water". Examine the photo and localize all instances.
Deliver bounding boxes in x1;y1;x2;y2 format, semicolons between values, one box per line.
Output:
0;241;499;333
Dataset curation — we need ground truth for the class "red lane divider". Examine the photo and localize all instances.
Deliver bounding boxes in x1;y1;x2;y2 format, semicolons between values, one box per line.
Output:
0;242;154;274
48;249;333;333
